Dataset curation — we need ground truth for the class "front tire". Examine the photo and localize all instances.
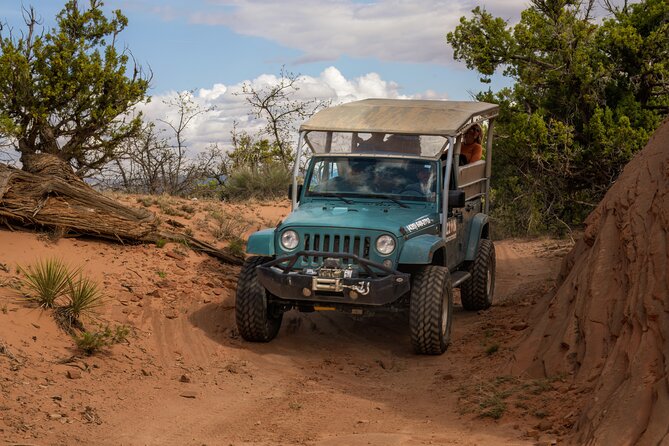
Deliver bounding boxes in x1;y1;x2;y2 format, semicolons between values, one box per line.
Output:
236;256;283;342
409;265;453;355
460;239;496;311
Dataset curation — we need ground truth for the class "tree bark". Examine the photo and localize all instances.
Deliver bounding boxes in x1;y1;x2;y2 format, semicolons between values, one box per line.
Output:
0;154;242;265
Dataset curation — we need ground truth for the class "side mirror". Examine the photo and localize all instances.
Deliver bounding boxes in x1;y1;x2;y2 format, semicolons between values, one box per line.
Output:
288;184;303;202
448;190;465;208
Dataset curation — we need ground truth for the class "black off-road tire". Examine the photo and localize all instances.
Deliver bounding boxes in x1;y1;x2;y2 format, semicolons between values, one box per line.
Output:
460;239;496;311
409;265;453;355
236;256;283;342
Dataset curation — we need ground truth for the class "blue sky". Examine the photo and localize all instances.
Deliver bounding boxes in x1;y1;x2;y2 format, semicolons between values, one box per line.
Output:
112;0;518;99
0;0;628;154
0;0;519;98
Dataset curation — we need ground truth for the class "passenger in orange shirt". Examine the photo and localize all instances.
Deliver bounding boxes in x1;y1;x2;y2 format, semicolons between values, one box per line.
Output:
459;123;483;165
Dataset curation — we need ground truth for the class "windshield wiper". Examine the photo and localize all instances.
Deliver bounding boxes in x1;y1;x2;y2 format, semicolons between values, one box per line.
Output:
369;194;410;208
311;192;354;204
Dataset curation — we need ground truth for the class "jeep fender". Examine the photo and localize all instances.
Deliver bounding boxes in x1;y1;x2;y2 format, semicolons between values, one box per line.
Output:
246;229;276;256
398;234;446;265
465;214;490;261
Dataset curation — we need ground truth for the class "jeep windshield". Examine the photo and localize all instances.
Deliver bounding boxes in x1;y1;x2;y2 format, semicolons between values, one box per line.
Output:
304;156;438;203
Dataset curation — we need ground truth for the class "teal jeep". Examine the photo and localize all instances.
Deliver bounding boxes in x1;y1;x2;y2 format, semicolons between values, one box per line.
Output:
236;99;498;355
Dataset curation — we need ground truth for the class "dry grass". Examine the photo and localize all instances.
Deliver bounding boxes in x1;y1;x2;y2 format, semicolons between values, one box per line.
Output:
458;375;563;421
208;210;251;241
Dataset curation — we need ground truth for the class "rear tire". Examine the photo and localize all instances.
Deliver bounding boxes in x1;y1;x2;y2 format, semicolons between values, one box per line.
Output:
460;239;496;311
409;265;453;355
236;256;283;342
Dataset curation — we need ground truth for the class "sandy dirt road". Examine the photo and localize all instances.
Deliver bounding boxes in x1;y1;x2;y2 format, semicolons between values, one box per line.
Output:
0;223;570;446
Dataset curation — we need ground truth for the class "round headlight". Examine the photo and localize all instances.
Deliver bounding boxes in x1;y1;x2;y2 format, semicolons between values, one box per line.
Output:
376;235;396;255
281;230;299;250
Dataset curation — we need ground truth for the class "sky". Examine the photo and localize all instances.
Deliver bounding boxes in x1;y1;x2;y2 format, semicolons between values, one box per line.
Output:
0;0;627;156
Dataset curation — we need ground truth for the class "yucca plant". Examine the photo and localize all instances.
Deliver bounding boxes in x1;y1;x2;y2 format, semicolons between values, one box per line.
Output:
57;275;104;328
19;258;79;309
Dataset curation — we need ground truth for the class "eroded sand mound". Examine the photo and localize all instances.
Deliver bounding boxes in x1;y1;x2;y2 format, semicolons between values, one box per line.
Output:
511;118;669;445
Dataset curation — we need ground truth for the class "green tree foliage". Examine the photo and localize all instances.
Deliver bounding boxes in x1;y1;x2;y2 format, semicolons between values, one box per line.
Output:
0;1;150;175
222;123;291;200
227;123;284;171
447;0;668;234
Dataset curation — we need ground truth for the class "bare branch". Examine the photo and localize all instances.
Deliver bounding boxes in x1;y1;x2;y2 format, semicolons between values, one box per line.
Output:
235;67;330;169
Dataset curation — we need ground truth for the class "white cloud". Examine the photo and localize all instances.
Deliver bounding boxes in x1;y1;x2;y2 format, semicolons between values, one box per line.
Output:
183;0;634;65
138;66;440;155
189;0;529;65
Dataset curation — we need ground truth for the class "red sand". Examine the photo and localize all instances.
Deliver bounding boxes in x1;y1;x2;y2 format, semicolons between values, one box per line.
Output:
0;194;568;444
511;118;669;445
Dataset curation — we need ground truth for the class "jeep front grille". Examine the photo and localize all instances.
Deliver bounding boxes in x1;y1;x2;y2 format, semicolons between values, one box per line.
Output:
302;233;371;266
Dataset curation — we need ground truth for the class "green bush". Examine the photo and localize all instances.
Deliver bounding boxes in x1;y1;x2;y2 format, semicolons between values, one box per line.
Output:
20;259;107;333
227;237;246;257
192;179;224;199
56;275;104;325
222;163;291;201
19;258;80;309
74;325;130;355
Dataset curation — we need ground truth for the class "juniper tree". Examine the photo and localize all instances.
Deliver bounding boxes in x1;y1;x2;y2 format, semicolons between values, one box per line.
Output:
0;0;150;176
447;0;669;234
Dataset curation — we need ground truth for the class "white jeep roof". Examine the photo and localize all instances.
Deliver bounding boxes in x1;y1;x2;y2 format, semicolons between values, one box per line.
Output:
299;99;498;136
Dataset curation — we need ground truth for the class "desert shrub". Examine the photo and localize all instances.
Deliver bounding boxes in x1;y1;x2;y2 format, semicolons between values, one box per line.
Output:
151;194;185;217
179;203;196;214
202;203;217;212
458;377;515;420
19;258;80;308
136;197;154;207
191;179;224;199
489;185;576;239
227;237;246;257
20;259;106;331
74;325;130;355
485;343;500;355
209;211;251;241
222;163;291;201
155;238;167;248
56;275;104;327
458;375;564;421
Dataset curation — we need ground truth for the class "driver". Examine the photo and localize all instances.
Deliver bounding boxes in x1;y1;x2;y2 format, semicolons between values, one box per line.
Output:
402;165;434;197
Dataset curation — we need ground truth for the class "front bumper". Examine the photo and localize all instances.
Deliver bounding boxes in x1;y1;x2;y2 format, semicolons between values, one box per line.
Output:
256;251;410;306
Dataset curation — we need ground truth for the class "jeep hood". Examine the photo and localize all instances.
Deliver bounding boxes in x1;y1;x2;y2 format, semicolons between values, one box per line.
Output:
280;203;439;236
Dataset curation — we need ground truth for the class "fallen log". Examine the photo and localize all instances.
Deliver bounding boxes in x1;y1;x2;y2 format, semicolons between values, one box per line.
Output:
0;155;242;265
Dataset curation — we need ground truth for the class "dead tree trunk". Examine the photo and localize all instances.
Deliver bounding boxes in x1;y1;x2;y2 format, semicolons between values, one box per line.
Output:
0;154;242;265
509;118;669;445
